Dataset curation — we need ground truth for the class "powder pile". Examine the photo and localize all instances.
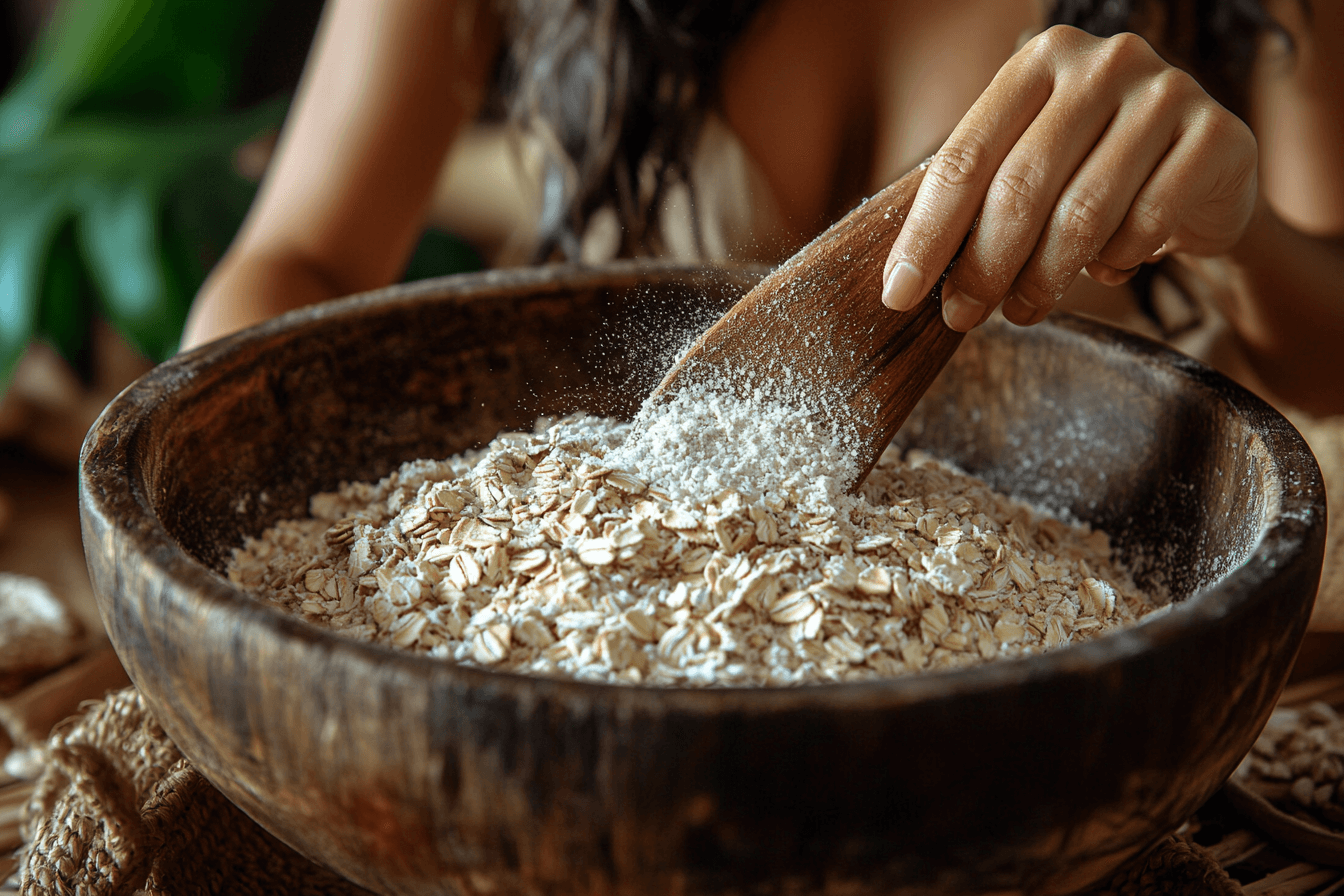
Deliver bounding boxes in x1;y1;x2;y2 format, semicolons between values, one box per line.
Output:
609;384;859;510
227;391;1163;687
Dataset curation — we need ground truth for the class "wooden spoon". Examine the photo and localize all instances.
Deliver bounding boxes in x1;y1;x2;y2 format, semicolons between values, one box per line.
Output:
653;163;965;487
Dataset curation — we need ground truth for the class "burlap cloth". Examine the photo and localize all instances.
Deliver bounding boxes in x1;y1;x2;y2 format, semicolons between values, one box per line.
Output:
16;688;369;895
12;687;1240;896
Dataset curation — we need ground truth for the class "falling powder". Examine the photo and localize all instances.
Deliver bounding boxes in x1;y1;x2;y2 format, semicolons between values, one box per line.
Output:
227;380;1165;687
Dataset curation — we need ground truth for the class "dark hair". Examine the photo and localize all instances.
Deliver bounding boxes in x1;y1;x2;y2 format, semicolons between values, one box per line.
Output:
496;0;764;261
498;0;1288;265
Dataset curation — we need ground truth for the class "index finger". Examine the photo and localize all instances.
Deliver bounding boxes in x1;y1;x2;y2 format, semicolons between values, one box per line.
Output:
881;49;1054;311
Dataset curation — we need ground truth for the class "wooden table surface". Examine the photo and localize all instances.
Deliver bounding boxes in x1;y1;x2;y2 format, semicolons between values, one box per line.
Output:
0;444;104;640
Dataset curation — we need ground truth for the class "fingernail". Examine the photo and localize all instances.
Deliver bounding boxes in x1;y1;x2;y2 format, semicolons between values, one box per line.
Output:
1003;293;1049;326
941;290;985;332
881;261;923;311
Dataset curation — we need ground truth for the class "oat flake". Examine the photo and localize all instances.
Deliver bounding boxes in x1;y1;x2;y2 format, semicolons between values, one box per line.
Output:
227;390;1162;687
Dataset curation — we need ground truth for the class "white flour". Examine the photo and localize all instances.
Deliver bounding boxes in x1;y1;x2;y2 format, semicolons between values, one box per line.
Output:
609;383;859;512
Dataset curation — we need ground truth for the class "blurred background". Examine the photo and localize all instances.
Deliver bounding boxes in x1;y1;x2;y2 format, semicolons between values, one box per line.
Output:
1;0;322;469
0;0;537;712
0;6;303;778
0;8;550;882
0;0;321;671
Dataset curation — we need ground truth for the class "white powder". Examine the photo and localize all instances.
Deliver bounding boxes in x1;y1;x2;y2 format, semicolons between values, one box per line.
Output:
609;384;859;512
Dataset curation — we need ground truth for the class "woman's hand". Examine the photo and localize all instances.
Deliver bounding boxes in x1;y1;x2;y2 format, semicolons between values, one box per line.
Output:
880;25;1258;332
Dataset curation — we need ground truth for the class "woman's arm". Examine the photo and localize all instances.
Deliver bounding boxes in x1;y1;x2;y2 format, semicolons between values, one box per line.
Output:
181;0;500;350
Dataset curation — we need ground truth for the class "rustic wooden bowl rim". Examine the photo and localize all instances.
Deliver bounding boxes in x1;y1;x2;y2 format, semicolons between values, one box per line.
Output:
83;259;1326;713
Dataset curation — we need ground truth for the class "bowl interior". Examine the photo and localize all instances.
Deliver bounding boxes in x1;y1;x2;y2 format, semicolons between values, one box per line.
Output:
82;260;1326;896
142;265;745;575
894;318;1281;603
142;263;1278;609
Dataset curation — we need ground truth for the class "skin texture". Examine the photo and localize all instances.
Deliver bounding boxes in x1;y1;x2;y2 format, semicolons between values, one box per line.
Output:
1225;0;1344;414
183;0;1344;414
881;27;1259;324
181;0;500;348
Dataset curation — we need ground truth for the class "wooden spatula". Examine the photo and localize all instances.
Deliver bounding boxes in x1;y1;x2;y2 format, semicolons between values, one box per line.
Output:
652;164;965;488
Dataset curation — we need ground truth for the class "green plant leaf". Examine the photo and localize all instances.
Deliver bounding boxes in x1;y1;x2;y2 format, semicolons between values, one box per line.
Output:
0;96;286;387
0;0;289;394
0;0;273;144
0;0;155;143
78;177;168;338
0;181;66;384
35;221;96;373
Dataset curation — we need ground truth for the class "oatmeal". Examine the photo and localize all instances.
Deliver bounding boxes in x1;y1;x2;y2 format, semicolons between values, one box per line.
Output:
227;388;1161;687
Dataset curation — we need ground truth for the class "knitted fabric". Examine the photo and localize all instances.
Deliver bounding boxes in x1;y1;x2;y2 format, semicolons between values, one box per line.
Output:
17;687;369;895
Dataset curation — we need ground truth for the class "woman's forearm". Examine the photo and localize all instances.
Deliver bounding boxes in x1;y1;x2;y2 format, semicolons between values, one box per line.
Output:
181;0;501;351
181;251;352;350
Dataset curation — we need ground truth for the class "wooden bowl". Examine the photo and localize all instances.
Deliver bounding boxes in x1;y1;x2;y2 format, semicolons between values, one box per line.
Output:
80;261;1326;896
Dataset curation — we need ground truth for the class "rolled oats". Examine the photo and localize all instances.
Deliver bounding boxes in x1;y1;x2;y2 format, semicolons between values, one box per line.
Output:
228;394;1160;688
1239;700;1344;829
